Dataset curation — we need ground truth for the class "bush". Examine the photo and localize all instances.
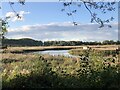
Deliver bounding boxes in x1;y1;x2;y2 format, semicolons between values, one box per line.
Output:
1;52;120;88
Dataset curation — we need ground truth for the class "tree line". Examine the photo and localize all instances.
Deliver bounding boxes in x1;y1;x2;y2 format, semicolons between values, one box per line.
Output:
2;38;120;47
2;38;43;47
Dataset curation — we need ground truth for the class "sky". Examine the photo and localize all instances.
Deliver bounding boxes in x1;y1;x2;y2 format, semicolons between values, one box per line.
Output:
2;2;118;41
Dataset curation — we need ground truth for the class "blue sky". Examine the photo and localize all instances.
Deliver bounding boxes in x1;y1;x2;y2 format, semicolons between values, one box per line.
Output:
2;2;118;41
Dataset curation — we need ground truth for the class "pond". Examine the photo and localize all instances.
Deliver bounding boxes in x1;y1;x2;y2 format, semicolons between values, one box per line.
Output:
33;50;78;57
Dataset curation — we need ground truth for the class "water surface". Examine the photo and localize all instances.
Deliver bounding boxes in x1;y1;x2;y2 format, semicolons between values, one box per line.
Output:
33;50;77;57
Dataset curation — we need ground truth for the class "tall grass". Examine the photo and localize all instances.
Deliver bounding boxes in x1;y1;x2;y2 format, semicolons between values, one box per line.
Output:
1;49;120;88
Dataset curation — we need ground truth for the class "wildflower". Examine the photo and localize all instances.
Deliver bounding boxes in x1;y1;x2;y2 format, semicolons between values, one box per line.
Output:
116;71;119;73
20;69;30;75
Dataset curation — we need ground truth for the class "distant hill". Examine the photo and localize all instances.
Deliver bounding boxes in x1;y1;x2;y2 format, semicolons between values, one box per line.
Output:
2;38;43;46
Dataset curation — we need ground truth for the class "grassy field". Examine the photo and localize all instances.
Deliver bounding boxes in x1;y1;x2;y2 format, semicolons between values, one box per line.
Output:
1;45;120;88
2;45;119;53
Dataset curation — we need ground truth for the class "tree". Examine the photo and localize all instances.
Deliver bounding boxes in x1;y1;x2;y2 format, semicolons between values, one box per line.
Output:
60;0;117;27
0;19;7;40
0;0;25;39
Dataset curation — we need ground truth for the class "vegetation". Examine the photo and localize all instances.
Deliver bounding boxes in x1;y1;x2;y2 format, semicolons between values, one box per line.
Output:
1;47;120;88
69;49;120;57
2;38;43;47
0;0;25;40
1;45;118;54
61;1;116;27
2;38;120;47
1;1;119;88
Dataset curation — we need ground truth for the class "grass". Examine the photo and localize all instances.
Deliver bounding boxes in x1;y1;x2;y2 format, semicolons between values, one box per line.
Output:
1;45;120;88
69;49;119;56
2;45;118;53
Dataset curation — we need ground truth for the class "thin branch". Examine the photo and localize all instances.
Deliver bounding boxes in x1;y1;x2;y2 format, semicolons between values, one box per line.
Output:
8;0;22;19
68;3;76;25
83;2;103;27
8;0;16;13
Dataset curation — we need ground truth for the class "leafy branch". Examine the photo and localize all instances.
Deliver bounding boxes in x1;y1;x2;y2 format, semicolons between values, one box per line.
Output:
60;0;116;28
0;0;25;39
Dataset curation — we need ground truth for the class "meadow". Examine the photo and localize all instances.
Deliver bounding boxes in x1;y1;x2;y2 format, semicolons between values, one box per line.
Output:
1;45;120;88
2;45;118;53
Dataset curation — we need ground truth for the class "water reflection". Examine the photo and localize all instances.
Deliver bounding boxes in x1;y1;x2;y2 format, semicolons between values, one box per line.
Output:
33;50;77;57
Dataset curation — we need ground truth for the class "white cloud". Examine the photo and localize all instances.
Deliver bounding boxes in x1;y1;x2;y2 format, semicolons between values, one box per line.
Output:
5;11;30;22
6;22;118;41
6;12;15;18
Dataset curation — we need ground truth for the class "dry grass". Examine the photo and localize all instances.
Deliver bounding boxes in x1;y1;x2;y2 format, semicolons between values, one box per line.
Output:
2;45;119;53
1;53;38;62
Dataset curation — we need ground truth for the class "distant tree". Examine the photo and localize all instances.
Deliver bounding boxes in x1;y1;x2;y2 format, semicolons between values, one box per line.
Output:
116;40;120;45
2;38;43;47
102;40;116;45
